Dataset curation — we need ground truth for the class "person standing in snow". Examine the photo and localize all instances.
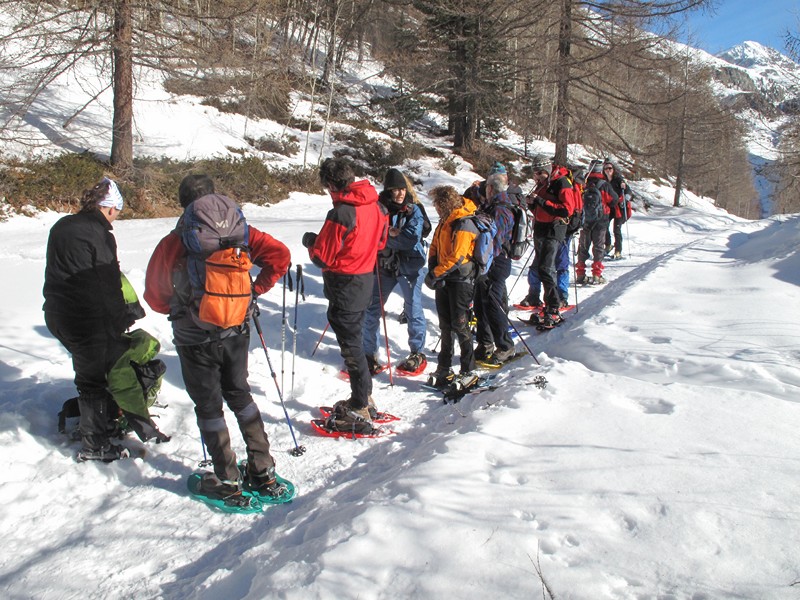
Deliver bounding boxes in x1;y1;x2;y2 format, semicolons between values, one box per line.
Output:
303;158;389;432
524;156;576;328
362;168;429;376
424;185;479;389
603;159;632;259
473;168;516;366
43;178;133;462
576;161;619;285
144;174;290;504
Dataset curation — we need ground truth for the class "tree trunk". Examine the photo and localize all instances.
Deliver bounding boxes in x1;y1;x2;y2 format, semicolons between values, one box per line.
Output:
553;0;572;165
110;0;133;174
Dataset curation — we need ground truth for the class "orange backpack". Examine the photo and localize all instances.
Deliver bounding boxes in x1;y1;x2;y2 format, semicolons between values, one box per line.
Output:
198;247;253;328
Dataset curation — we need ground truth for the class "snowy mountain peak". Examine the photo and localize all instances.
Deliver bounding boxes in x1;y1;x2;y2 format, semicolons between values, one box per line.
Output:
717;41;800;79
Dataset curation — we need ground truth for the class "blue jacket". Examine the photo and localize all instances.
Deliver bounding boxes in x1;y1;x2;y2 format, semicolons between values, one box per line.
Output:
378;194;427;277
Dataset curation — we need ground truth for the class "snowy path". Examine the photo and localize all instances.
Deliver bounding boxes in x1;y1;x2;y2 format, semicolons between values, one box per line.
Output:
2;190;800;599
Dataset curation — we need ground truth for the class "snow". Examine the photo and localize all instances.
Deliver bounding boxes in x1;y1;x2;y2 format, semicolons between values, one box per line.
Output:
1;17;800;600
2;177;800;599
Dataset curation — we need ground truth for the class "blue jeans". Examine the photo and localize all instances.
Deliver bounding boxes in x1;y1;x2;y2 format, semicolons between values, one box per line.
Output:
528;237;571;301
363;270;427;357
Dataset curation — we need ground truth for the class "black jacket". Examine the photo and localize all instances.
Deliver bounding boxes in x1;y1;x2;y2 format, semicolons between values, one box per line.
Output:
43;209;126;327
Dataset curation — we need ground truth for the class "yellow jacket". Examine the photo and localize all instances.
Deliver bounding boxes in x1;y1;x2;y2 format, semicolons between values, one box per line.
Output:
428;198;478;281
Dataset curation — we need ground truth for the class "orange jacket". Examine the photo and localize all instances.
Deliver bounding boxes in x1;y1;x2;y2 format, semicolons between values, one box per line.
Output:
428;199;478;281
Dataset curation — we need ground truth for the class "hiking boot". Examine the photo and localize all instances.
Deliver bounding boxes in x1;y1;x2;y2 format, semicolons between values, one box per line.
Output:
604;244;612;255
613;252;622;260
365;355;387;376
576;274;586;285
247;466;288;498
522;312;545;326
327;401;375;434
591;275;607;285
397;352;426;373
494;346;516;363
474;344;494;362
518;295;542;308
398;311;408;324
199;473;251;507
542;311;564;328
452;371;480;391
559;299;570;309
426;368;455;390
76;443;131;463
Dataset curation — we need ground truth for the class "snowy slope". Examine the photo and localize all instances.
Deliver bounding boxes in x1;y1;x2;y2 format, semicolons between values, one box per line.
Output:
1;180;800;599
1;16;800;600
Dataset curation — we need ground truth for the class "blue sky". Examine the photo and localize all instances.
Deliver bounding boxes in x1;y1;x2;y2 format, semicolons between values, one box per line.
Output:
681;0;797;54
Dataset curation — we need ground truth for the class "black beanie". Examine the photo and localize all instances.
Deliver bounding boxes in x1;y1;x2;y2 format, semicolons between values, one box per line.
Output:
383;168;407;191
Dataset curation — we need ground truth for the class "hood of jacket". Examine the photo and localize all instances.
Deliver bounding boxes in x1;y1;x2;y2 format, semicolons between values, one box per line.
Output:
330;179;379;207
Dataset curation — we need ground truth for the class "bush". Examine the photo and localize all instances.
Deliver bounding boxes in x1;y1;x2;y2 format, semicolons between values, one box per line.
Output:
437;155;459;175
331;130;428;179
0;153;321;219
246;133;300;157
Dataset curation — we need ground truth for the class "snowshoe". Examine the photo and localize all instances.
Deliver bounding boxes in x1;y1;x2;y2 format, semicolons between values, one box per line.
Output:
396;353;427;376
239;462;297;504
187;473;261;514
319;406;400;424
424;368;455;390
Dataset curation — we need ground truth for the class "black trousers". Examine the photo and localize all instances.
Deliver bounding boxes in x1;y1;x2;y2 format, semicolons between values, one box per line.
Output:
45;311;127;449
435;280;476;374
533;235;562;312
606;216;624;253
474;255;513;353
177;331;275;481
324;271;374;409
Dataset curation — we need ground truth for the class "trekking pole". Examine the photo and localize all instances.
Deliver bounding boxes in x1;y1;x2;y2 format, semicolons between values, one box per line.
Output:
508;243;535;298
311;322;329;357
489;291;540;366
291;264;305;400
198;434;213;468
572;236;579;313
625;216;631;259
252;305;306;457
280;269;294;396
375;268;394;386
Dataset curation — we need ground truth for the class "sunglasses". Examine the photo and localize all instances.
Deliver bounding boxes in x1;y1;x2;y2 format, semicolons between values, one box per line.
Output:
604;167;613;171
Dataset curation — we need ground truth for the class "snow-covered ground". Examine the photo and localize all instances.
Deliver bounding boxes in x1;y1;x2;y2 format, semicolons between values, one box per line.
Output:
1;18;799;598
2;178;799;599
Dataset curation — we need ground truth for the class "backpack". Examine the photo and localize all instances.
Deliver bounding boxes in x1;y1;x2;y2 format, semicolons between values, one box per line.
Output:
417;202;433;239
565;184;584;237
582;183;605;225
499;201;532;260
459;211;497;277
179;194;253;329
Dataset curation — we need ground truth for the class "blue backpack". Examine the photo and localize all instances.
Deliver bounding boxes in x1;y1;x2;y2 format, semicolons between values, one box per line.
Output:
460;211;497;277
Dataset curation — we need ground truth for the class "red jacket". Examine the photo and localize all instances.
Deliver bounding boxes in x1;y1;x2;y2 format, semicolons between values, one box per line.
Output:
144;226;290;315
308;179;388;275
530;166;576;224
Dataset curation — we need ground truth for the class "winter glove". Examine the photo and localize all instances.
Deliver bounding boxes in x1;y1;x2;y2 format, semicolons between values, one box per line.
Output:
531;195;547;208
302;232;318;248
424;270;443;290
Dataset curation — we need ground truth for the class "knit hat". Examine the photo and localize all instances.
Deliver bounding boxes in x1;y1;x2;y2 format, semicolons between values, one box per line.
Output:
573;168;587;184
487;161;506;176
590;160;604;174
530;155;552;175
97;178;124;211
383;168;407;191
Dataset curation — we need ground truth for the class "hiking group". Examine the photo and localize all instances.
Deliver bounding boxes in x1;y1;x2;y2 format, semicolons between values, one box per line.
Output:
43;154;635;505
